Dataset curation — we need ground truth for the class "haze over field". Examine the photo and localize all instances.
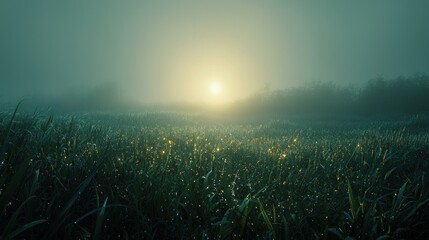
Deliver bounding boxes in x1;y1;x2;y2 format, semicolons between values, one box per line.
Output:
1;1;429;110
2;2;429;239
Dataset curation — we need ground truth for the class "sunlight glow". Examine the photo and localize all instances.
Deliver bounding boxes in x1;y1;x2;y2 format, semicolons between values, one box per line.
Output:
210;83;222;95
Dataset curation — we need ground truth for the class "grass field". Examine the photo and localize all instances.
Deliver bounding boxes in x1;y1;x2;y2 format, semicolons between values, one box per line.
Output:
1;109;429;239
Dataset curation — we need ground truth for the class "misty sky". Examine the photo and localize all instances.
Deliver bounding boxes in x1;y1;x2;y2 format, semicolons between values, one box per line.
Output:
1;1;429;104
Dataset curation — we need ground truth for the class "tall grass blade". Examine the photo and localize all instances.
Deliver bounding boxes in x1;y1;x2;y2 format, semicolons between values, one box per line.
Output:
94;197;108;240
5;219;46;240
70;204;125;225
238;197;251;237
327;228;344;239
347;180;358;220
2;196;37;236
0;101;23;162
47;172;96;238
384;167;397;180
393;182;407;211
400;198;429;224
257;199;274;235
0;158;30;212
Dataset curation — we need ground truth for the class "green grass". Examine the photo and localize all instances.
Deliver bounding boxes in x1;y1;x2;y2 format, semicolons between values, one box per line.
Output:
0;110;428;239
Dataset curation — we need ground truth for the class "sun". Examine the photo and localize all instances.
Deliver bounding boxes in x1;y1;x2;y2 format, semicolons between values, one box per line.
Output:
209;82;222;95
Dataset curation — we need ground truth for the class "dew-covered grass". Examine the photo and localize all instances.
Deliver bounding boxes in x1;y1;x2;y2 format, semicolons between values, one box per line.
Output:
1;110;429;239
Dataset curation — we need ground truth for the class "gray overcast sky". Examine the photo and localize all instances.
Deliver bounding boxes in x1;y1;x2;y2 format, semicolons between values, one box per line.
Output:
1;1;428;104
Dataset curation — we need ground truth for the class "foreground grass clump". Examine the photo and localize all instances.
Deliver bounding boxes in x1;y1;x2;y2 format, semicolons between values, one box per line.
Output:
1;111;429;239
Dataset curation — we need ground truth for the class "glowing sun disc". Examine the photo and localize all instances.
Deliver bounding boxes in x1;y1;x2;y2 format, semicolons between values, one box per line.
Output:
210;83;221;95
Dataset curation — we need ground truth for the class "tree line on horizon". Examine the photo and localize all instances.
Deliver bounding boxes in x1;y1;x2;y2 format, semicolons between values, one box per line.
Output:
1;74;428;117
228;74;429;118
